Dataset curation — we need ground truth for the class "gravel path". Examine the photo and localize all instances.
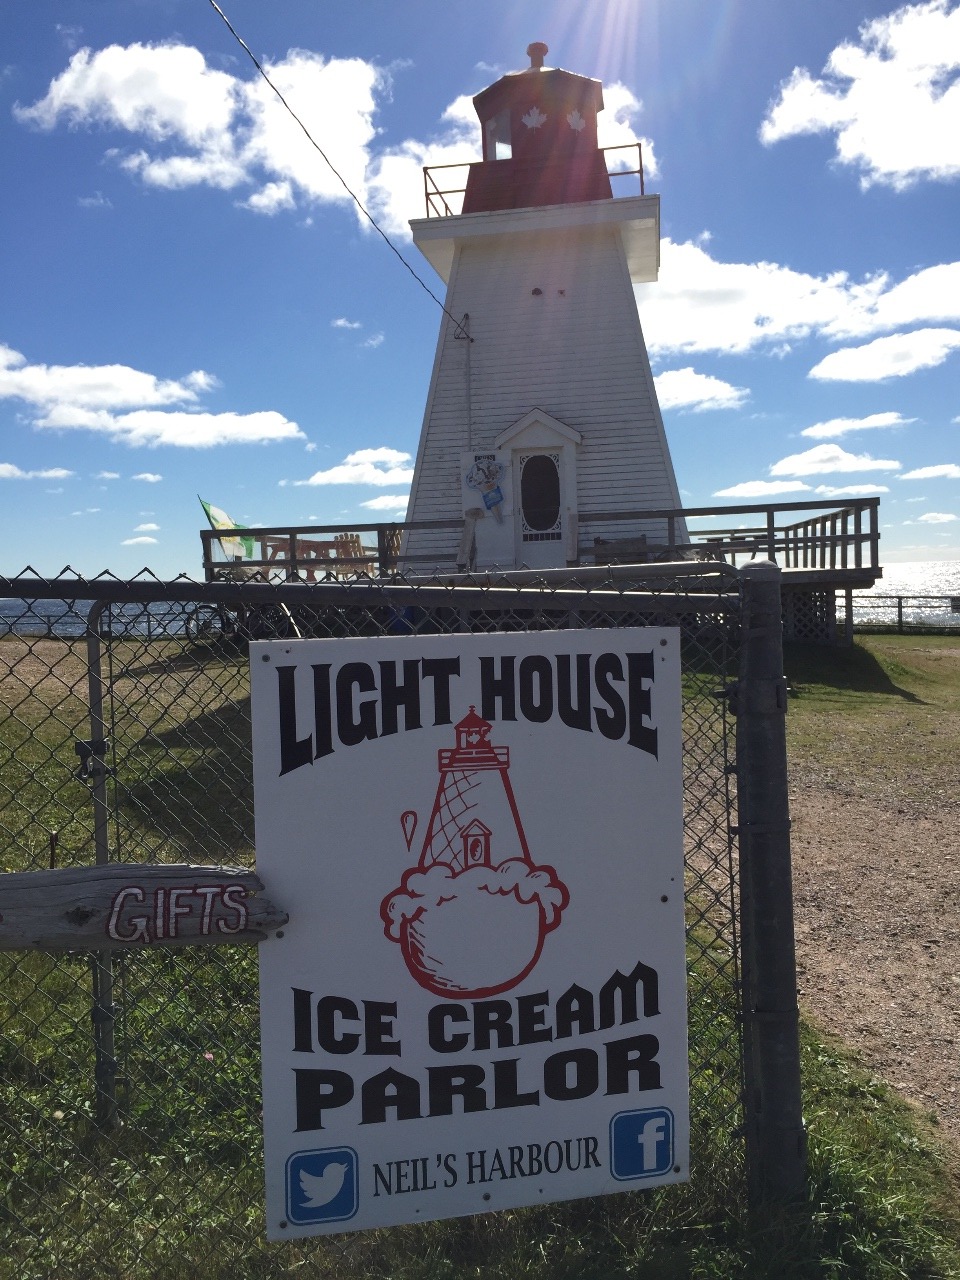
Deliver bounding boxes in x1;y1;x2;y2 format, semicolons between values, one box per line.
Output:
787;645;960;1155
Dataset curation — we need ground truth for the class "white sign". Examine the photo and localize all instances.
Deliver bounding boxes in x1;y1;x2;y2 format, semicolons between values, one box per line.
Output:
252;628;688;1239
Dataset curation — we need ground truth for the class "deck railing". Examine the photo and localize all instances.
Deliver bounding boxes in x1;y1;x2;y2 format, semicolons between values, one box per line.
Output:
200;517;466;582
575;498;880;573
200;498;881;582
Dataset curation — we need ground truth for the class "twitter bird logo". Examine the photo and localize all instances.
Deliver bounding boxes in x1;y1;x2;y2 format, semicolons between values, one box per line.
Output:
287;1148;358;1225
300;1160;348;1207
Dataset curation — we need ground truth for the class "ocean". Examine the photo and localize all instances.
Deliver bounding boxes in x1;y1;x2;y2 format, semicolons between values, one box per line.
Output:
850;559;960;629
858;559;960;597
0;599;190;639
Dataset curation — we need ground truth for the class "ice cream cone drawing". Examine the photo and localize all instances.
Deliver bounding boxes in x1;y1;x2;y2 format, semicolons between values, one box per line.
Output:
380;708;569;998
465;457;505;523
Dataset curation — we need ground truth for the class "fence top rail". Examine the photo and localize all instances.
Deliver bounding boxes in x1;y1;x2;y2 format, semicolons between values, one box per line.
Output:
853;592;959;602
0;567;744;612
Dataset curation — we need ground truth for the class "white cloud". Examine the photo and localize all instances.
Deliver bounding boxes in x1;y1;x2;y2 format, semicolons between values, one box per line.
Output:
362;332;385;349
653;367;748;412
852;262;960;333
77;191;111;209
361;493;411;511
14;41;386;222
134;522;159;531
242;50;381;204
637;239;855;355
814;484;891;496
714;445;905;499
808;329;960;381
770;444;902;475
239;179;295;215
293;447;413;487
635;241;960;356
332;317;362;330
760;0;960;190
132;472;162;483
0;462;74;480
56;24;83;53
0;342;212;409
0;343;303;446
15;42;247;193
801;411;915;438
15;42;238;141
900;463;960;478
347;448;411;464
96;470;120;479
39;407;304;447
712;480;813;498
122;535;159;544
182;369;220;393
916;511;959;522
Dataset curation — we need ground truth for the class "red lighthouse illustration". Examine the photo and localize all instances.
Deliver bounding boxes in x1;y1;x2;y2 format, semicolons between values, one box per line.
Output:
380;709;569;998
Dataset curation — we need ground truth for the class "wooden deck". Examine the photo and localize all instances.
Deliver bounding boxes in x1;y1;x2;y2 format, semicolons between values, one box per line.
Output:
201;498;882;590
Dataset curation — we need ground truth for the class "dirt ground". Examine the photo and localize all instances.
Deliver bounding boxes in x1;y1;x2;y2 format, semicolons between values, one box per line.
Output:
787;644;960;1156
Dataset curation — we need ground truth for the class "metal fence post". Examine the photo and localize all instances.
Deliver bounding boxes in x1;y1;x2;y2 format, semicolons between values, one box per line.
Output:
736;561;807;1204
86;602;119;1131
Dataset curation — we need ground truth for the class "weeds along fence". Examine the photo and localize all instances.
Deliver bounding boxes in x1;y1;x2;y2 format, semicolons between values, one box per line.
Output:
0;565;802;1278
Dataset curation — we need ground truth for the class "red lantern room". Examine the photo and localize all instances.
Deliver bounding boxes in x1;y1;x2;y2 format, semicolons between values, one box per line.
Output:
462;41;613;214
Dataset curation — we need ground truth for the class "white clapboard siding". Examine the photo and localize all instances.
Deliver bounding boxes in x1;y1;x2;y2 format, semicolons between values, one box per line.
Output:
405;216;684;568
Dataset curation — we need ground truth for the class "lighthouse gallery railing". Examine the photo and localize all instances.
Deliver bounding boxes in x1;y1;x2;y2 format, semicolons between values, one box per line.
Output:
423;142;647;218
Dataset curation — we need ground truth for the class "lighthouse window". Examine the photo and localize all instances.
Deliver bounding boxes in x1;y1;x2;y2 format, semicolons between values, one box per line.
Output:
485;110;512;160
519;453;562;541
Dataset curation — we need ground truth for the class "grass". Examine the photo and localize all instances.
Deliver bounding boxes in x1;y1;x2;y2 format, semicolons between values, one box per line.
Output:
783;633;960;716
2;631;960;1275
784;633;960;809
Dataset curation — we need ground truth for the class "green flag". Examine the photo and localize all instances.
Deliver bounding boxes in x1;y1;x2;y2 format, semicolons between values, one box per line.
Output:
199;497;255;561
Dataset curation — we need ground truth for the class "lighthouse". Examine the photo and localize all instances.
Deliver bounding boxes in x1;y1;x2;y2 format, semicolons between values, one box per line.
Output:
403;42;684;572
380;707;570;998
418;706;530;872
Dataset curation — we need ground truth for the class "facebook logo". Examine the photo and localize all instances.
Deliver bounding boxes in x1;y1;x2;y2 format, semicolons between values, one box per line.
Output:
610;1108;675;1180
285;1147;358;1226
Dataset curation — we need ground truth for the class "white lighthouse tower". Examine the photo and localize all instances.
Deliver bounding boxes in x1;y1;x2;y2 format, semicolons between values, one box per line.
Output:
403;42;684;572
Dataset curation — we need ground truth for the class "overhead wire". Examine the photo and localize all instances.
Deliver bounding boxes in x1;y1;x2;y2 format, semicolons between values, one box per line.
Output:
205;0;472;340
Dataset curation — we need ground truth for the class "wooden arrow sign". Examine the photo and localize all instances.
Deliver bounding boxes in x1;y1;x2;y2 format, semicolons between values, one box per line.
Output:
0;863;288;952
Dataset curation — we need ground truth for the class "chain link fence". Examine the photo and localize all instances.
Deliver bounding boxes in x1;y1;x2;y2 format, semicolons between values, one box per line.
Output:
1;566;758;1277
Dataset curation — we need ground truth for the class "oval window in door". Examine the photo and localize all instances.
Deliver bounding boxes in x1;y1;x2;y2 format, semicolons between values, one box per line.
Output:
520;453;561;534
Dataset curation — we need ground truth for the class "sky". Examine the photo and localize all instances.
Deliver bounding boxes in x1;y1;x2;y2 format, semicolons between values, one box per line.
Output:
1;0;959;579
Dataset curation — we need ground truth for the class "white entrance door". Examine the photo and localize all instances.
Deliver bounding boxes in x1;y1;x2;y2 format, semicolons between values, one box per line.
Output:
515;451;565;569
